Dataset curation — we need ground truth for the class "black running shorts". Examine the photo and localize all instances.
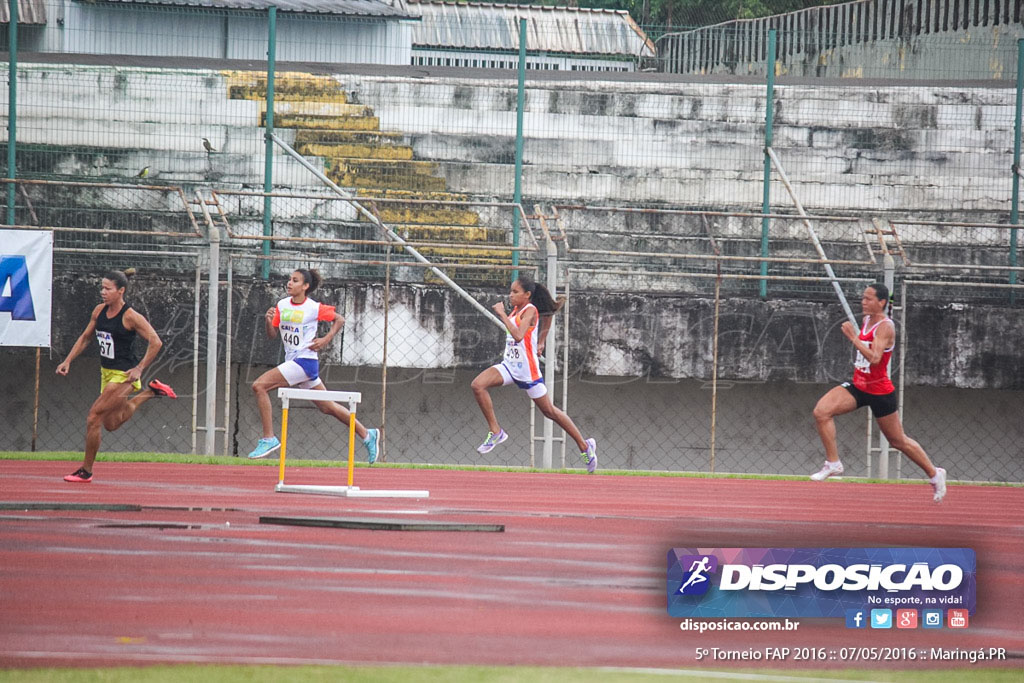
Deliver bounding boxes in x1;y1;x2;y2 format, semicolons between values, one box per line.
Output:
841;382;899;418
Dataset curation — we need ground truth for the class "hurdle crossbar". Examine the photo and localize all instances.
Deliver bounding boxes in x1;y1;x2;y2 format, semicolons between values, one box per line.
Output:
274;387;428;499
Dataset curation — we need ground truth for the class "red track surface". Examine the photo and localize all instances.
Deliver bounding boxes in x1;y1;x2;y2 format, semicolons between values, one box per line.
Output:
1;460;1022;671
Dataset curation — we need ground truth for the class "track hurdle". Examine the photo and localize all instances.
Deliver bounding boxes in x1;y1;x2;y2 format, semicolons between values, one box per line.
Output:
274;387;429;498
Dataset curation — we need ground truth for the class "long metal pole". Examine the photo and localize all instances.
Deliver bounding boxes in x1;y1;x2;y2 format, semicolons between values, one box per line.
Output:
759;29;776;299
32;348;39;451
191;259;201;454
1010;38;1023;301
766;146;858;326
262;6;277;279
512;17;527;280
6;0;18;225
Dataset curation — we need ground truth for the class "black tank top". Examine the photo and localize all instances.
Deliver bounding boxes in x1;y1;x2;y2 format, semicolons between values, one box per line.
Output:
94;304;137;371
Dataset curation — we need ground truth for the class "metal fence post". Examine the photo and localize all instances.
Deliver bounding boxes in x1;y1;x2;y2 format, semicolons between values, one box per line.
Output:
262;6;277;280
512;17;526;280
6;0;17;225
542;235;557;469
1010;38;1023;302
759;29;776;299
205;217;221;456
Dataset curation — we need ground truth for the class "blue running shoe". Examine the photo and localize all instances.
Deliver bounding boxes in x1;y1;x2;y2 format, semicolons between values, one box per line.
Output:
582;438;597;473
247;436;281;459
363;428;380;465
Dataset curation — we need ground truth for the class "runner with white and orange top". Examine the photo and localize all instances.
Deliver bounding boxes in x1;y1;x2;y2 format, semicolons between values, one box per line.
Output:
470;274;597;472
247;268;379;462
810;283;946;502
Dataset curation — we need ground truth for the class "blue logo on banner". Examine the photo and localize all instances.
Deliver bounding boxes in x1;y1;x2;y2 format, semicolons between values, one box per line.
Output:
667;548;976;619
0;255;36;321
845;609;867;628
676;555;718;595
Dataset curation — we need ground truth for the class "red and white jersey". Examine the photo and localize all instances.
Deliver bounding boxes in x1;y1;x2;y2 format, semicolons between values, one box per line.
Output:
271;296;336;362
502;303;541;382
852;315;895;395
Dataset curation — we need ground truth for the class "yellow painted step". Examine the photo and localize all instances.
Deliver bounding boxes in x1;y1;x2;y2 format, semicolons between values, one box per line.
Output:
327;168;448;193
298;143;414;161
390;224;503;241
330;158;439;177
271;114;380;131
294;130;405;145
369;207;481;226
416;245;514;260
224;71;346;102
356;188;469;202
266;102;374;117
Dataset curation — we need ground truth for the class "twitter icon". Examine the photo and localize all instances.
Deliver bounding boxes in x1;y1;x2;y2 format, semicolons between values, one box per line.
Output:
870;608;892;629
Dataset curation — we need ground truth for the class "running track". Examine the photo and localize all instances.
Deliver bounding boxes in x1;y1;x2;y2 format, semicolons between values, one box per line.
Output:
1;461;1022;671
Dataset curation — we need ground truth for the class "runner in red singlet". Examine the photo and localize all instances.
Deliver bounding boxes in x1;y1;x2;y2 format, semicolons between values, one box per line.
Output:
810;283;947;502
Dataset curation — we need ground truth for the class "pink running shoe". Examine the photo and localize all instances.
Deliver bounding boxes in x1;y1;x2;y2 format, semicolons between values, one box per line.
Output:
63;467;92;483
148;379;177;398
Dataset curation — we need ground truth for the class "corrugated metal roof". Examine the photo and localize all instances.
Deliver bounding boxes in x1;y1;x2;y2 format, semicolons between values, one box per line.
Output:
94;0;415;19
0;0;48;25
407;1;654;57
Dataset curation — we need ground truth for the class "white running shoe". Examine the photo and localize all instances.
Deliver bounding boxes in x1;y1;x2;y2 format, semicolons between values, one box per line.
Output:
930;467;947;503
476;429;508;454
810;459;844;481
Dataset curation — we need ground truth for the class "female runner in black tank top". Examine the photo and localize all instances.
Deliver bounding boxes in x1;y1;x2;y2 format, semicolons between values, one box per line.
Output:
55;269;177;483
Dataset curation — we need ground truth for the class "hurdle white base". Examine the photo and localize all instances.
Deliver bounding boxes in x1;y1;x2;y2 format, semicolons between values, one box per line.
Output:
275;483;429;498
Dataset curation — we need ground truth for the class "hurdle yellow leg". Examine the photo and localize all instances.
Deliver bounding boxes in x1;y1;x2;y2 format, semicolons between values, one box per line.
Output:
278;406;289;486
347;410;356;487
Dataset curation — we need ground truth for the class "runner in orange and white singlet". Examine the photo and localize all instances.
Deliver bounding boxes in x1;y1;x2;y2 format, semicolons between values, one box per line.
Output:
810;283;947;502
470;273;598;472
247;268;379;463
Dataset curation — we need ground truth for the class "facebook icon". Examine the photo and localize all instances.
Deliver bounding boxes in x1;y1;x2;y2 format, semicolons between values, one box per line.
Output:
845;609;867;629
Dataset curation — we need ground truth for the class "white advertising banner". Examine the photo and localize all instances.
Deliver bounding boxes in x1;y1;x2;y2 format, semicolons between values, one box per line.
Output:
0;229;53;348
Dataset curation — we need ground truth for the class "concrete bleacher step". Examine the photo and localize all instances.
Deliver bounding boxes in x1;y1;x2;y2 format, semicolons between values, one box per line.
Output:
424;261;514;286
226;71;348;102
294;130;407;145
370;206;482;227
268;113;381;131
297;142;414;161
326;159;447;192
356;188;469;202
391;224;506;244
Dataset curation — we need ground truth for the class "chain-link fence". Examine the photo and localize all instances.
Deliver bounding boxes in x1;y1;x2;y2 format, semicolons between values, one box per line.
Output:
2;2;1022;483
